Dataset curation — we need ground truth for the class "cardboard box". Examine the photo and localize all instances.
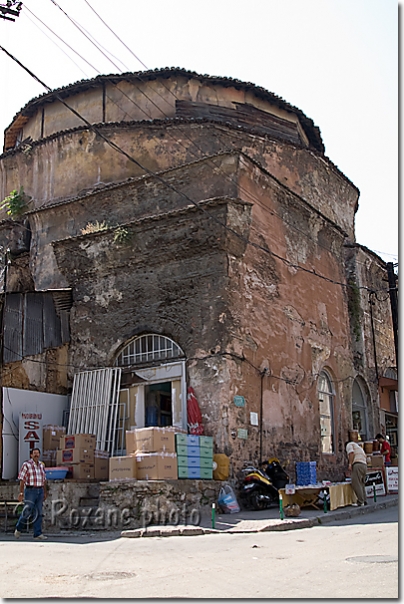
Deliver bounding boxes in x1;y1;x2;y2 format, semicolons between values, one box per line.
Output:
109;455;137;481
72;463;94;480
370;454;384;468
126;431;137;455
134;427;175;453
57;448;94;465
59;463;94;480
136;452;177;480
94;450;110;481
60;434;96;451
43;425;66;451
42;449;57;467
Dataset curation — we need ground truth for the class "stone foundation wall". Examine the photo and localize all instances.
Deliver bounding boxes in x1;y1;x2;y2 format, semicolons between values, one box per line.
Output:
0;479;224;533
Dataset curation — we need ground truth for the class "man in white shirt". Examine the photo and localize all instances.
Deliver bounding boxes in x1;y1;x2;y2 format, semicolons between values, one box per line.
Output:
346;435;368;506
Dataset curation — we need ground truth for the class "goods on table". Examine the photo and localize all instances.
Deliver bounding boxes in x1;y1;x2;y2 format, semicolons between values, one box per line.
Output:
296;461;317;486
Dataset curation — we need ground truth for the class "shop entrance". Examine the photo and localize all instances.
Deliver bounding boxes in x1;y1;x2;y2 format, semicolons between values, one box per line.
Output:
145;381;172;427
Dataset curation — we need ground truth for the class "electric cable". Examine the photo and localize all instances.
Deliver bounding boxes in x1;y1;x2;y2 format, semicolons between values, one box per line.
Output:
23;8;90;78
44;1;353;264
6;1;391;279
0;44;392;295
44;0;394;277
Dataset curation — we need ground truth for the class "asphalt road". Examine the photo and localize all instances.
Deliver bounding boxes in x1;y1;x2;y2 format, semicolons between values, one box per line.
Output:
0;506;398;599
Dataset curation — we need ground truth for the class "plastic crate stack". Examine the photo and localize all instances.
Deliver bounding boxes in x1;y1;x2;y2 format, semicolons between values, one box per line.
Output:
175;434;214;479
295;461;317;486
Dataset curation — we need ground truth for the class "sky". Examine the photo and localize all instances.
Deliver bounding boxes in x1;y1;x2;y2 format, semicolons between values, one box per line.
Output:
0;0;398;263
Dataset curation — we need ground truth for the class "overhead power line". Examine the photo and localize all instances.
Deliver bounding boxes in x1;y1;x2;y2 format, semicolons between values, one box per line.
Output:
0;44;389;294
48;0;387;278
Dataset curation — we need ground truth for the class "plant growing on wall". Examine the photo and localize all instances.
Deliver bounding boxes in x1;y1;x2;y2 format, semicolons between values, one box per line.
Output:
0;187;27;218
347;277;362;342
113;226;131;244
81;220;109;235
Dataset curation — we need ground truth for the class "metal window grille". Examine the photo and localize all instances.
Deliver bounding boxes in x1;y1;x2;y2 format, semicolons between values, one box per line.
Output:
116;334;184;367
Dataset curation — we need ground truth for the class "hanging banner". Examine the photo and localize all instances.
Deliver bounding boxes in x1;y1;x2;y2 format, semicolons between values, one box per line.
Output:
19;412;43;469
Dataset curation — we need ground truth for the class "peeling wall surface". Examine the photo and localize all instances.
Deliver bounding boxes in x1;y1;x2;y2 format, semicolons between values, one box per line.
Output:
0;69;396;482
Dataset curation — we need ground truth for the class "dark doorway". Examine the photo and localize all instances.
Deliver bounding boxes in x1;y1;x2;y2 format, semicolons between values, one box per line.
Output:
145;382;172;427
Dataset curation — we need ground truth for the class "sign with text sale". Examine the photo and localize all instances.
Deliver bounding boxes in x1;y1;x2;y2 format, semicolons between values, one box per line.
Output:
19;412;43;469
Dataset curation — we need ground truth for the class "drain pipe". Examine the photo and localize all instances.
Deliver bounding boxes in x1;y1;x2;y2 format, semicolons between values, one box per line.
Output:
259;368;268;463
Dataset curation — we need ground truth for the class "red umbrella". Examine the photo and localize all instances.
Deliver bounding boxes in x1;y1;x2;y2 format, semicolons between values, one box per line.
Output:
187;386;204;435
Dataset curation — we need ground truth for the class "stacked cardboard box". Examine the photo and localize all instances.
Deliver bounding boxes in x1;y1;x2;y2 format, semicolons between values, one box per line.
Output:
118;427;178;480
109;455;137;480
94;450;110;480
56;433;96;479
42;425;66;467
176;434;214;479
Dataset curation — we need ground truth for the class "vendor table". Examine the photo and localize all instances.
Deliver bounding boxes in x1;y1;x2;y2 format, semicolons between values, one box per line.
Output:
279;483;357;511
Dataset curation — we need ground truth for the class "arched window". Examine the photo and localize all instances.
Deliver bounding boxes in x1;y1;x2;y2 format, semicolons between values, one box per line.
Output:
116;334;184;367
318;371;335;454
352;378;369;440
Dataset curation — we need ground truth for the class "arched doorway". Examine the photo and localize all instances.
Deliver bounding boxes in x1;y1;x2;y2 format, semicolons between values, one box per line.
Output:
352;377;369;441
115;334;187;447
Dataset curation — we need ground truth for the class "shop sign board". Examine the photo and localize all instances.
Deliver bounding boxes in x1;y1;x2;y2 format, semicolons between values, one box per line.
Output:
385;467;398;493
365;469;385;498
19;412;43;469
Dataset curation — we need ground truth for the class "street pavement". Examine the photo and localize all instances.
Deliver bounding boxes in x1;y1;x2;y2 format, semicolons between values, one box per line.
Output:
121;492;399;538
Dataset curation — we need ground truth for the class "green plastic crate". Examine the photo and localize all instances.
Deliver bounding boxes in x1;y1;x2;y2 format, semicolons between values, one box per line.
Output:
199;446;213;459
199;436;213;449
176;445;188;457
175;433;187;446
200;467;213;479
177;455;189;468
177;465;189;478
199;456;213;469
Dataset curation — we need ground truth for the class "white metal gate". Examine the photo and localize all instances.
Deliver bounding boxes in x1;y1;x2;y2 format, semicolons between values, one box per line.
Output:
68;368;122;455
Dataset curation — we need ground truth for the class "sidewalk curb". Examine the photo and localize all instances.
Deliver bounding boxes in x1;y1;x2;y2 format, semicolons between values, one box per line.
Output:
315;496;399;525
120;496;398;538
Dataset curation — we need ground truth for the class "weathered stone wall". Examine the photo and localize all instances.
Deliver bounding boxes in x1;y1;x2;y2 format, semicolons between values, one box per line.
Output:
0;479;223;532
344;243;396;434
0;122;357;240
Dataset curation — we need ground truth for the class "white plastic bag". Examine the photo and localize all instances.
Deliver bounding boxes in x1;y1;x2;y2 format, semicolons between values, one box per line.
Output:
217;484;240;514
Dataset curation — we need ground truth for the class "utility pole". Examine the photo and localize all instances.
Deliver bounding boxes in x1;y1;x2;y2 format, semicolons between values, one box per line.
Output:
0;1;22;22
386;262;398;372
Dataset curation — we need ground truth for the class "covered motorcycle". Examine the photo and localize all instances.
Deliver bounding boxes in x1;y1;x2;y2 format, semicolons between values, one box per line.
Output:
240;457;289;510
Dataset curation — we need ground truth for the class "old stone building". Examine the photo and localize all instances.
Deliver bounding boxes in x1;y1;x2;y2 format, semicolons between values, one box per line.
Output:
0;68;397;481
